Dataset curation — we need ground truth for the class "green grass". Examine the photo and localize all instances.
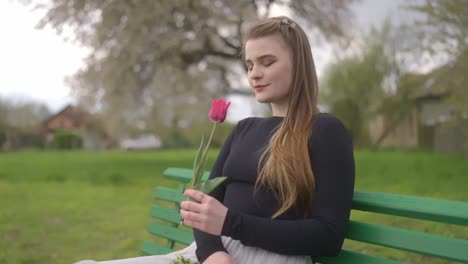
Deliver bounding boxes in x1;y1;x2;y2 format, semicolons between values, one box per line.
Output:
0;149;466;264
0;150;211;185
355;149;467;200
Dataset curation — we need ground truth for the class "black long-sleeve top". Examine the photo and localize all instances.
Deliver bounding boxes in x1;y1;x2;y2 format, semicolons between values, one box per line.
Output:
193;113;355;263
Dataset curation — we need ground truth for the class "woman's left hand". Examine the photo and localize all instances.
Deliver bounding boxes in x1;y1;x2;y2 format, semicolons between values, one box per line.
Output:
180;189;228;236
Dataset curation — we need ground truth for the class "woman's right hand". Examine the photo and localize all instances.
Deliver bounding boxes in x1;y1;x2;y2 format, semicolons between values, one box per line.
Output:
203;251;237;264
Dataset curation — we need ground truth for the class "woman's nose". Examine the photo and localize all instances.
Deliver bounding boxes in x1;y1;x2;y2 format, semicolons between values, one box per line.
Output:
249;65;263;79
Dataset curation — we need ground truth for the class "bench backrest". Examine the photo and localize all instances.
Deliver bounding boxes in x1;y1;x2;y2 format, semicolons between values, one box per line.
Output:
141;168;468;263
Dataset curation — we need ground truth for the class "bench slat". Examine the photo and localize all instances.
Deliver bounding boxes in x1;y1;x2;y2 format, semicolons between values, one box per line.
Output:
141;241;173;255
347;221;468;263
163;168;209;184
318;249;404;264
151;205;181;224
163;168;468;226
146;167;468;263
155;186;185;203
353;191;468;226
147;221;194;246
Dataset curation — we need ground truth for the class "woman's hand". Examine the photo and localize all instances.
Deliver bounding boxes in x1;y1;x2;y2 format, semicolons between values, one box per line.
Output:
203;251;237;264
180;189;228;236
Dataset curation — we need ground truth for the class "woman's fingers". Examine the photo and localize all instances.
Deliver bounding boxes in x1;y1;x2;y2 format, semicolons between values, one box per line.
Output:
181;213;210;233
183;189;205;202
180;189;228;235
180;209;204;223
180;200;202;213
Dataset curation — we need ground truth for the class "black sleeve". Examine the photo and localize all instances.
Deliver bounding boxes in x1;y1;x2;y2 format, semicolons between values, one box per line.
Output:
193;120;242;262
221;115;355;256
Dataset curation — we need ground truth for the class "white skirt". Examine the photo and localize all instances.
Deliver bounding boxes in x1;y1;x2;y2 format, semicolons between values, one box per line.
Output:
74;237;314;264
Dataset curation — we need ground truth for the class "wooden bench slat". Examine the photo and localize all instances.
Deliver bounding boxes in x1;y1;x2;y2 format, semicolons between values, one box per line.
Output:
163;167;209;183
154;186;185;203
147;221;194;246
347;221;468;263
141;241;173;255
353;191;468;226
318;249;404;264
151;205;181;224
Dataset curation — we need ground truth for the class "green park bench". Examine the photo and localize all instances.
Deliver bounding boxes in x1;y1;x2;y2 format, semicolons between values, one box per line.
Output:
140;167;468;263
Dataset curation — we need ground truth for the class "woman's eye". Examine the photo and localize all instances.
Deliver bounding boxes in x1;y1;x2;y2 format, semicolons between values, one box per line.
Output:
264;60;274;66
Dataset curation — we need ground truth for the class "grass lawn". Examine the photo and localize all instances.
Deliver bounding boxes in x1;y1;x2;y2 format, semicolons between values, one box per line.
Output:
0;149;466;264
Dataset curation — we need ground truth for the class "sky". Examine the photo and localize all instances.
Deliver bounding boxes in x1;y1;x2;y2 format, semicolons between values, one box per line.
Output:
0;0;412;116
0;0;88;109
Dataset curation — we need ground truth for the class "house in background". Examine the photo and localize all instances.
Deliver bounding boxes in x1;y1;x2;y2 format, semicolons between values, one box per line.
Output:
42;104;114;149
369;71;467;158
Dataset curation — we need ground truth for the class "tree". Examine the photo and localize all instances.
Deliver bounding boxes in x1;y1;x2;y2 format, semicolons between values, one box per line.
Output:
320;21;413;148
4;100;50;129
0;98;9;148
18;0;359;138
403;0;468;119
0;96;51;150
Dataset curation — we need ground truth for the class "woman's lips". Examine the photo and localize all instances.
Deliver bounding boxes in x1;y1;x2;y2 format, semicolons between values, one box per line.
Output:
254;84;268;91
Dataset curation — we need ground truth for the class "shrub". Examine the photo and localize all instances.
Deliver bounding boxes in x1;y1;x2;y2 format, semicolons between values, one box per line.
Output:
52;131;82;149
2;130;45;150
0;129;5;149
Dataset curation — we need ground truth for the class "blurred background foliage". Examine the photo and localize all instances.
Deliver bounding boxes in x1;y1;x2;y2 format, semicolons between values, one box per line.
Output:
1;0;465;156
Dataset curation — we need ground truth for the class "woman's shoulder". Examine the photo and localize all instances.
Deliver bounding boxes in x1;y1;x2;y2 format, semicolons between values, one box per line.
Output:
236;116;283;127
309;113;352;151
232;116;283;135
313;112;346;129
311;112;352;145
233;117;254;131
234;113;346;133
236;114;345;131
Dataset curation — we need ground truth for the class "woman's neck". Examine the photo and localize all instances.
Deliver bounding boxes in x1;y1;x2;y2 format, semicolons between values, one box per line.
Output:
271;102;288;117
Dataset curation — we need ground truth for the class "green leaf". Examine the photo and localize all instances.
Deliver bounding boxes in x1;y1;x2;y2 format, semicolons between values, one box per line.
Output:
192;136;205;186
197;156;209;183
192;177;227;195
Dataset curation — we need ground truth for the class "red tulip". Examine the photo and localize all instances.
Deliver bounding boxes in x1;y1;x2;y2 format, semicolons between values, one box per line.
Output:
190;99;231;191
208;99;231;123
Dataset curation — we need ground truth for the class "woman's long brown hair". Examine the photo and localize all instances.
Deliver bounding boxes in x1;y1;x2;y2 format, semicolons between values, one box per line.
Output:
243;16;319;218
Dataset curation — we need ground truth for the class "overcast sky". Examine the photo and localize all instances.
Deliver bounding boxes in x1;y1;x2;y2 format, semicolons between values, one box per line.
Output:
0;0;414;117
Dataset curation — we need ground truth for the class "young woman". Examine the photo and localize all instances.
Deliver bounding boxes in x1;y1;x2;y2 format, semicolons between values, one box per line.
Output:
180;15;355;264
75;16;354;264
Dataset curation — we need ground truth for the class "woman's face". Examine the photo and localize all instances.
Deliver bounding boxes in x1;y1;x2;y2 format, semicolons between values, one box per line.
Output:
245;34;293;110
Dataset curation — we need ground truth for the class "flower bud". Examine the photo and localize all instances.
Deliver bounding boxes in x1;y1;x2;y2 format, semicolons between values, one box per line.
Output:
208;99;231;123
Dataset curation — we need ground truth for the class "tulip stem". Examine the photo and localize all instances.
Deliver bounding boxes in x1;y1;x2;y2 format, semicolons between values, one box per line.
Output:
192;122;217;187
200;122;217;172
